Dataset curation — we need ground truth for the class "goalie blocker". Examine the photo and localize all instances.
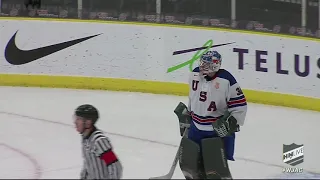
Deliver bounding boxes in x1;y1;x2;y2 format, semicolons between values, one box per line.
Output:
174;102;235;179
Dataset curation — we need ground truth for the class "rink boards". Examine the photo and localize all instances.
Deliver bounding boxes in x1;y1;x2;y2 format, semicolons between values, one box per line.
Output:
0;17;319;111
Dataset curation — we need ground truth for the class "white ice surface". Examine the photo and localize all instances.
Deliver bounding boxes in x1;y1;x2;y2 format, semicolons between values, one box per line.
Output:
0;86;319;179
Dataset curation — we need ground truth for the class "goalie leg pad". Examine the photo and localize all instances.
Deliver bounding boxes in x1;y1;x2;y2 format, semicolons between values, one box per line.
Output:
179;137;205;179
201;138;232;179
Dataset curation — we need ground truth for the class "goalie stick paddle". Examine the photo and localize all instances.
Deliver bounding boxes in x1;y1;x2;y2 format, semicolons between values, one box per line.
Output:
149;129;188;179
172;42;235;55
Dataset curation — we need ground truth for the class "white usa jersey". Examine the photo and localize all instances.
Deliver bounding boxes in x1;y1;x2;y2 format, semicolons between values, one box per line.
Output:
187;67;247;131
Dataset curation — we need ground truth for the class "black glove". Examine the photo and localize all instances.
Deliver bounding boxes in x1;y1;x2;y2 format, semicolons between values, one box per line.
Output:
174;102;191;136
212;111;239;137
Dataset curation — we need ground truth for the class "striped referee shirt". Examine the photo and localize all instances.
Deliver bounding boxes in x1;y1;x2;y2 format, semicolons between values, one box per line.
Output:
81;127;123;179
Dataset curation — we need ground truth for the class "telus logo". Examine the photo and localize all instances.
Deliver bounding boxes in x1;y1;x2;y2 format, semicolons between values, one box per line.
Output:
234;48;320;79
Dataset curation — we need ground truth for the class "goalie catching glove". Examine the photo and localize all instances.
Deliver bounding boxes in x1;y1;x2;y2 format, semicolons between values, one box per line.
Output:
212;111;240;137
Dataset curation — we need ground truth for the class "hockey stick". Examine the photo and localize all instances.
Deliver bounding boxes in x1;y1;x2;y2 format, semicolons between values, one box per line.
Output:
172;42;235;55
149;128;188;179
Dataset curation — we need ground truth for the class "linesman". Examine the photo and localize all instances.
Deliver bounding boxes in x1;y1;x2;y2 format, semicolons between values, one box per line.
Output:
74;104;123;179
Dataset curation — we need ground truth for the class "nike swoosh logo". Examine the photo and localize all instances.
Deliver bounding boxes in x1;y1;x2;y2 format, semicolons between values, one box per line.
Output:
4;31;101;65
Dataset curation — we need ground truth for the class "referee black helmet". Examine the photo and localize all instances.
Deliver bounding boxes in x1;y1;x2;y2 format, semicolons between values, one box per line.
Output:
75;104;99;124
